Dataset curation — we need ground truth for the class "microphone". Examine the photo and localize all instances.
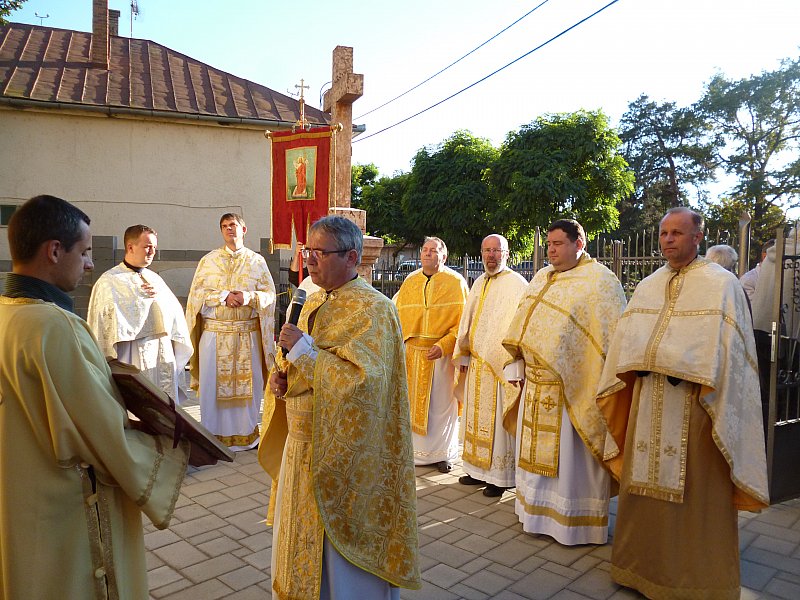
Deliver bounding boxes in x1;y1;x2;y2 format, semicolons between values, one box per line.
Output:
281;288;307;356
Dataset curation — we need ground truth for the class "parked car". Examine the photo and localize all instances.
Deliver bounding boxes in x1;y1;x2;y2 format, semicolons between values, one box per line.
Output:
395;260;421;281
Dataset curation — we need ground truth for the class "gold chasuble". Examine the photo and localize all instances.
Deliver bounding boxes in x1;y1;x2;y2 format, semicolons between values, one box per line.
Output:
0;297;189;600
259;278;420;599
185;247;276;402
597;259;768;509
503;255;626;477
395;267;468;434
453;268;527;470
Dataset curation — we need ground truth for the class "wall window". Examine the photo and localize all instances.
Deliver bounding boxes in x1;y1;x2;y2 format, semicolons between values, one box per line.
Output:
1;205;17;226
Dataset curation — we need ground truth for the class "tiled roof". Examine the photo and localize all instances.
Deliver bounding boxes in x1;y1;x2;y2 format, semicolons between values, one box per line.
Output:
0;22;329;126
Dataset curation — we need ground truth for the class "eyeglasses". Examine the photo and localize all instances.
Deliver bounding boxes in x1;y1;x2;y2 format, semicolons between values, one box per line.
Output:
481;248;506;255
301;247;353;260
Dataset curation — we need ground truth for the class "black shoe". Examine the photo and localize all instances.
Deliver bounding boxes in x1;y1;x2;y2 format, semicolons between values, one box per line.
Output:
459;474;485;486
483;484;504;497
436;461;452;473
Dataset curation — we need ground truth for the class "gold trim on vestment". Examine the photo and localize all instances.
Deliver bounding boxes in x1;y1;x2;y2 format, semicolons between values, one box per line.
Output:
79;465;107;600
515;490;609;528
462;356;500;469
136;434;163;507
597;258;769;510
628;374;693;503
97;483;119;599
204;318;260;403
461;277;501;469
518;364;563;477
274;395;325;600
539;298;606;359
406;342;436;435
202;318;259;333
216;426;259;448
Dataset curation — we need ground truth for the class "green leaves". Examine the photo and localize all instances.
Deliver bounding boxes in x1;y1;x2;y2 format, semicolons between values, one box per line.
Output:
352;115;630;256
0;1;27;25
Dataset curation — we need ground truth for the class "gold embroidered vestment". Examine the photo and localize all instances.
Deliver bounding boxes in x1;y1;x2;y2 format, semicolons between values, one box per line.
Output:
259;278;420;598
395;267;468;434
185;246;276;402
503;255;626;477
596;259;769;509
453;268;528;469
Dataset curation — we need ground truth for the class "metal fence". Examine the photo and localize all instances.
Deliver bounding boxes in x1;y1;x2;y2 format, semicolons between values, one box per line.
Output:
275;227;742;316
367;227;740;299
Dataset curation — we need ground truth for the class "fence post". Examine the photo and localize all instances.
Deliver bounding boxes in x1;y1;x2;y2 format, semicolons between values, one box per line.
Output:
612;240;623;281
533;227;542;271
738;211;752;274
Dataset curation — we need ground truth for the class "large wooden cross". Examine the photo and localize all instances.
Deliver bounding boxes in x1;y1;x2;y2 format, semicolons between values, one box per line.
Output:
323;46;363;209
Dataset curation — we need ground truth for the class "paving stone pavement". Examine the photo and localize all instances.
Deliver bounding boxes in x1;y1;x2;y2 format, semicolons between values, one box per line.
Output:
146;403;800;600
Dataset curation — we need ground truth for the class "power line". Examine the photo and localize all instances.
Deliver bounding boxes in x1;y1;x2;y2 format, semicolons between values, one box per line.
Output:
354;0;551;121
354;0;622;145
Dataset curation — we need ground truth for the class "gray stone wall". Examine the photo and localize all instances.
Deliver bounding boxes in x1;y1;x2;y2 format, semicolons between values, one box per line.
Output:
0;236;284;324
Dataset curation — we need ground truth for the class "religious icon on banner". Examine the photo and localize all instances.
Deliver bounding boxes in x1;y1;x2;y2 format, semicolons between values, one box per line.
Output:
270;125;333;249
286;147;317;200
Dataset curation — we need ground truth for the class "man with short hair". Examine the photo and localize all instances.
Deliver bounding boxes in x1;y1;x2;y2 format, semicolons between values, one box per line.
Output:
454;234;527;497
259;215;420;599
0;195;189;599
88;224;192;403
503;219;626;544
597;207;769;597
185;213;276;450
394;236;469;472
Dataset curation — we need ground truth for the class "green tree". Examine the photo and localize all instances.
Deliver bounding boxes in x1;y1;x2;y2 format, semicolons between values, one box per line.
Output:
402;130;500;256
0;1;27;25
697;57;800;241
358;172;416;251
490;109;633;253
700;196;785;267
616;95;716;236
350;163;380;209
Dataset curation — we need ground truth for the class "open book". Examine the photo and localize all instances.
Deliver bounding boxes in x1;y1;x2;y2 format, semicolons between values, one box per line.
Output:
109;360;235;466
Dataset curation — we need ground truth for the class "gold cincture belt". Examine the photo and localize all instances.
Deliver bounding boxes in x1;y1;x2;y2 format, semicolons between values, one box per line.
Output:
203;318;258;334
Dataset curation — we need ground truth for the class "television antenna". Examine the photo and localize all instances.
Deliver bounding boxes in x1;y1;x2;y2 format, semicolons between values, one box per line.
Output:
34;12;49;26
130;0;140;37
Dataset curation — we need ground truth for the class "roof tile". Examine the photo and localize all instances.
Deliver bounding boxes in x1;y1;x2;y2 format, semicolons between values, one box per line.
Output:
0;22;329;126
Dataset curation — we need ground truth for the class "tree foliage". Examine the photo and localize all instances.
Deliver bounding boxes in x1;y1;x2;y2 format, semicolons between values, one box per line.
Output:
697;57;800;236
616;95;717;235
0;1;27;25
351;58;800;260
402;130;500;256
700;196;785;267
489;110;633;252
350;163;379;209
357;171;415;249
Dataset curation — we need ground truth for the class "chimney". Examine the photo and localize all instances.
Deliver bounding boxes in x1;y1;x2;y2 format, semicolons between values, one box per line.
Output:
108;9;120;37
91;0;109;68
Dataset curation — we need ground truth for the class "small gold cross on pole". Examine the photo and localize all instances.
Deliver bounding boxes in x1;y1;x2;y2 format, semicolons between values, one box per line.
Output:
293;78;311;132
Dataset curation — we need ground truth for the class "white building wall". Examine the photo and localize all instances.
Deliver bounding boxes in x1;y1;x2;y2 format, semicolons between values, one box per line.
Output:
0;107;274;259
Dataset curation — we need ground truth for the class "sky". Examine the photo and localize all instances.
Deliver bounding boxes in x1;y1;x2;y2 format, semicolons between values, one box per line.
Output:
11;0;800;189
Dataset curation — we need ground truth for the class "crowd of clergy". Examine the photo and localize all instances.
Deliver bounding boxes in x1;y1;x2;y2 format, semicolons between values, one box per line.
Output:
0;194;770;600
392;208;768;600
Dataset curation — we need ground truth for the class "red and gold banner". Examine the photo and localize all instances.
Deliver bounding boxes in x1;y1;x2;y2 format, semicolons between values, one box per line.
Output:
270;126;334;249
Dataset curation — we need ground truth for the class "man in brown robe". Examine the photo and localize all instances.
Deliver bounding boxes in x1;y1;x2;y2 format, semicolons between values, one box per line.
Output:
597;207;769;599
